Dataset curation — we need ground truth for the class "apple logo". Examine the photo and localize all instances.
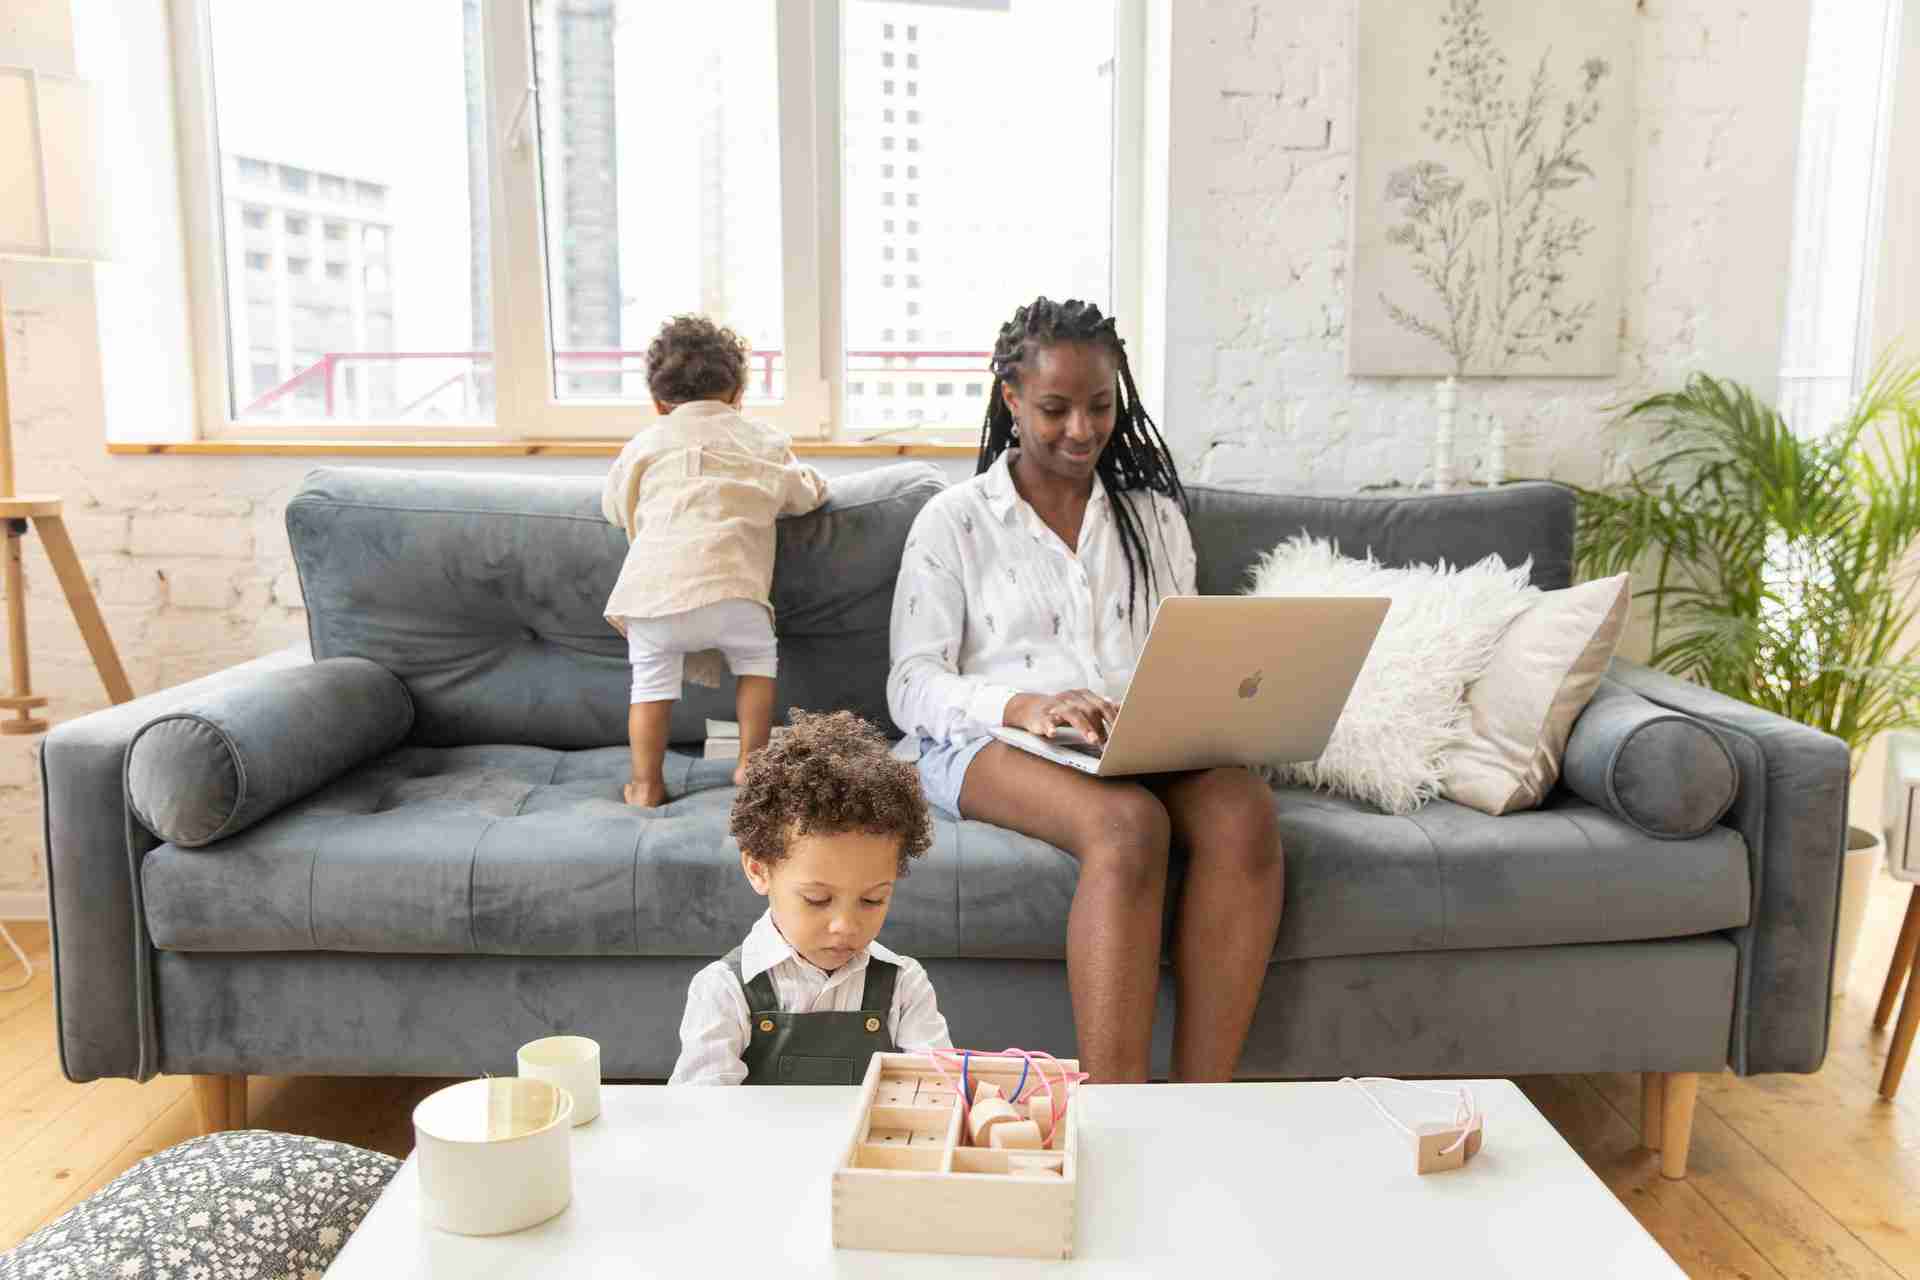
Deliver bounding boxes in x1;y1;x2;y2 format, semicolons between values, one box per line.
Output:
1237;670;1264;700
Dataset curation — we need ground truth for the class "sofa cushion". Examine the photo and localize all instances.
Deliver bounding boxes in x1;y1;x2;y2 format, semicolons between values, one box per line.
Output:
126;657;413;847
284;462;944;749
139;746;1750;962
1561;680;1740;838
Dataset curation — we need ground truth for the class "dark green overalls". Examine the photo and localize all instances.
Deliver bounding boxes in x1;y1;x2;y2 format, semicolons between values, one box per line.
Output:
725;946;899;1085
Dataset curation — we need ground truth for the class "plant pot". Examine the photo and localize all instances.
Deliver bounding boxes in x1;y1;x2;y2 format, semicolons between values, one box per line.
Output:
1833;825;1885;999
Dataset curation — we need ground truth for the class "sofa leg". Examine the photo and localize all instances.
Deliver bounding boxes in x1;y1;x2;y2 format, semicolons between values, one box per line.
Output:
1875;886;1920;1030
192;1074;245;1134
1658;1072;1699;1179
1640;1072;1665;1151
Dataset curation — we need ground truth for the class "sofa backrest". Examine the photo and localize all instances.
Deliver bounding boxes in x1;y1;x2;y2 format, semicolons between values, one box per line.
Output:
1185;480;1576;596
286;466;1575;749
286;464;945;748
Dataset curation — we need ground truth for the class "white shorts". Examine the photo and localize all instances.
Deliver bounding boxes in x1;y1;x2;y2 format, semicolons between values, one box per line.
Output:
624;600;778;702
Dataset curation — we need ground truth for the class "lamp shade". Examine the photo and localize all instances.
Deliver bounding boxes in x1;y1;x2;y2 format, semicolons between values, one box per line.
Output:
0;66;110;262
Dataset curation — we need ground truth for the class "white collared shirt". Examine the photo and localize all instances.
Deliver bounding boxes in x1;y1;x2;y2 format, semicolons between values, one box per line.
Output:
887;451;1197;745
668;909;951;1086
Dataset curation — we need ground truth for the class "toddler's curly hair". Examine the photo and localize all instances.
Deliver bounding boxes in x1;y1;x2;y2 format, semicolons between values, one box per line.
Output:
729;711;933;876
645;314;750;405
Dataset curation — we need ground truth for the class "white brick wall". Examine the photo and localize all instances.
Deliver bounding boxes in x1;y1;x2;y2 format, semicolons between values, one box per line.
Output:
0;0;1816;900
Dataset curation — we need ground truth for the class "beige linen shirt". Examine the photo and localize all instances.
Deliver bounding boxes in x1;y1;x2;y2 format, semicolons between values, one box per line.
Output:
601;400;829;630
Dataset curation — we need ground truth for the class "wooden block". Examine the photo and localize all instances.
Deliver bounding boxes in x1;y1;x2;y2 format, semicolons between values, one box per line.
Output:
1463;1120;1484;1161
968;1098;1020;1148
1028;1096;1056;1142
1413;1122;1470;1174
988;1120;1043;1151
972;1080;1004;1104
876;1083;915;1106
867;1127;911;1146
1007;1155;1060;1177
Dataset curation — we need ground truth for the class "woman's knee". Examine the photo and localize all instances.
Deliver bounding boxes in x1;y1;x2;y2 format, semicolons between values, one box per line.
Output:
1073;787;1171;887
1186;771;1284;881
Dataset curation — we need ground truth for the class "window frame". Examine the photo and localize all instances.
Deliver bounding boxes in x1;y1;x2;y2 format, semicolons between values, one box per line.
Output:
170;0;1140;444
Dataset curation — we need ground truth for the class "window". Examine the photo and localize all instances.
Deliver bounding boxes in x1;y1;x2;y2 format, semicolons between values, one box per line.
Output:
251;360;279;395
936;382;953;396
177;0;1131;440
882;273;895;287
966;382;983;395
879;383;895;397
849;381;865;396
1779;0;1902;434
908;382;924;397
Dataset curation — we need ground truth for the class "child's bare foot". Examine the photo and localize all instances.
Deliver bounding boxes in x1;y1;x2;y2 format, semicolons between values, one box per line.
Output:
732;761;750;788
624;779;668;808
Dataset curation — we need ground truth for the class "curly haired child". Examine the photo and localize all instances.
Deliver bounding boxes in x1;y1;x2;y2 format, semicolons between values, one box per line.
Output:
602;315;830;806
668;710;952;1085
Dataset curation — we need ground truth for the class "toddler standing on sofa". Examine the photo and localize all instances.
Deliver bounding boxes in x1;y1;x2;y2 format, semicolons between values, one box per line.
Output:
670;710;952;1085
602;315;830;806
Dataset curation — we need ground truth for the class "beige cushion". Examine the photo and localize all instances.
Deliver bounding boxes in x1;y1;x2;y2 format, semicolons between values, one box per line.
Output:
1442;574;1631;815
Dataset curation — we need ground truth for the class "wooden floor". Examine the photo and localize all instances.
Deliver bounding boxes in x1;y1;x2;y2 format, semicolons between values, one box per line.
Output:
3;873;1918;1274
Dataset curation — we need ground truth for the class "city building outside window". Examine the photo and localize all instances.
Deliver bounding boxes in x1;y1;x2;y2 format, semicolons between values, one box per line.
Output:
178;0;1131;440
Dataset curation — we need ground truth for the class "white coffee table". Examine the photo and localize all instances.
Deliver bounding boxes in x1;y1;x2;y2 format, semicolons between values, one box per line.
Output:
331;1080;1681;1277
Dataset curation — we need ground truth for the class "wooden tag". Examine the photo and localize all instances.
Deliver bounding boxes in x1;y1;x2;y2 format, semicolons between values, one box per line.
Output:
1413;1120;1481;1174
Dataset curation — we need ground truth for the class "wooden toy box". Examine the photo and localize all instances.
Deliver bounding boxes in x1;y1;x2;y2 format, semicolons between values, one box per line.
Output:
831;1052;1081;1260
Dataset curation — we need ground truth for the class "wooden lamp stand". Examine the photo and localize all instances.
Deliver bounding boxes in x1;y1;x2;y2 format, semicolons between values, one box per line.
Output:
0;280;134;728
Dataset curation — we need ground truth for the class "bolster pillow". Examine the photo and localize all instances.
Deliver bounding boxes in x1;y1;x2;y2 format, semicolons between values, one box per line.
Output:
1560;681;1738;839
126;657;413;847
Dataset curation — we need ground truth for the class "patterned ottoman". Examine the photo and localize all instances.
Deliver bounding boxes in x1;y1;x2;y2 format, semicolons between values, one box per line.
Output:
0;1130;398;1279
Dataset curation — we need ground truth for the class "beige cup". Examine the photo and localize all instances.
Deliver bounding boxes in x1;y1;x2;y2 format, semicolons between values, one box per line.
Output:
517;1035;601;1126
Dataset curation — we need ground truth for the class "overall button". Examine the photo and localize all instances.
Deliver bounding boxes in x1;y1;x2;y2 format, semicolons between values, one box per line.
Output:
759;1018;775;1033
865;1017;881;1033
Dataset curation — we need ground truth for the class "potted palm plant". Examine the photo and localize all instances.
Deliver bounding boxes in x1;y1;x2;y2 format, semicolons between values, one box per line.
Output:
1575;352;1920;996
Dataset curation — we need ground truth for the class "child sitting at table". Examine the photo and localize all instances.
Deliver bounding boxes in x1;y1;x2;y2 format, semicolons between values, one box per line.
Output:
601;314;830;807
669;710;952;1085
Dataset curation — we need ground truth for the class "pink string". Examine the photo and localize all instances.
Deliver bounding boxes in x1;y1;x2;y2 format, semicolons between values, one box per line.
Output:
924;1047;1090;1148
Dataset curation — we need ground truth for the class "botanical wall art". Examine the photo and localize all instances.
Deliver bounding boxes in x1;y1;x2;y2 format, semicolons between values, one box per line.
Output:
1348;0;1633;377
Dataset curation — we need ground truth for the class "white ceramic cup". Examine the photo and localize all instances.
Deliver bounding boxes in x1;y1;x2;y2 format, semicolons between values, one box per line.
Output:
517;1034;601;1126
414;1077;573;1236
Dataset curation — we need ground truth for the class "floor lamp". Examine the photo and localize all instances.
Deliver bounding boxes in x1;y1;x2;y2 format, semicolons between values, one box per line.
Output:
0;65;136;990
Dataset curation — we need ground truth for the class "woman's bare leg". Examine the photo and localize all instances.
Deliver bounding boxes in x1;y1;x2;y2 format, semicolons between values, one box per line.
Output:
959;743;1170;1082
625;700;673;807
1150;767;1285;1082
733;675;776;787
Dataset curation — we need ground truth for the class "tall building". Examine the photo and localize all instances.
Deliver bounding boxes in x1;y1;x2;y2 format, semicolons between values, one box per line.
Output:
221;154;397;420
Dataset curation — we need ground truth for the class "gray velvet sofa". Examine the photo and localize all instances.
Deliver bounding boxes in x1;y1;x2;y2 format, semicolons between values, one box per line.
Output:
41;464;1847;1165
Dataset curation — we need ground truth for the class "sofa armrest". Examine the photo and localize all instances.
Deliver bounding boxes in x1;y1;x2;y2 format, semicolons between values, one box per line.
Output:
1604;658;1850;1074
42;647;315;1082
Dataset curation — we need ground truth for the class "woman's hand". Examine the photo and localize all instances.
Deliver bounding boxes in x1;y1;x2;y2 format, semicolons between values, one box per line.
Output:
1005;690;1121;745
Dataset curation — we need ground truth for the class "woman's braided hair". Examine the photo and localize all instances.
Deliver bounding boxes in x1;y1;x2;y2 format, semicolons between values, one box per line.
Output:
977;296;1187;623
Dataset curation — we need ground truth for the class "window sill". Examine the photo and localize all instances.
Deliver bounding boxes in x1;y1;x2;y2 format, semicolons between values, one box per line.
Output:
105;438;978;460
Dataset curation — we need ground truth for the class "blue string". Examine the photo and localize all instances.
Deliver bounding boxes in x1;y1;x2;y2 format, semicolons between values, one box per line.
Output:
1011;1055;1030;1102
960;1051;971;1103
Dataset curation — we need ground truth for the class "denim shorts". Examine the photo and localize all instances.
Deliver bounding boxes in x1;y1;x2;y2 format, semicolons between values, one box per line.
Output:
912;735;993;819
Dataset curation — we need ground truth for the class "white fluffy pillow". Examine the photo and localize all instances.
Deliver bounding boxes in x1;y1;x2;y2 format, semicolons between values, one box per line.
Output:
1245;536;1537;814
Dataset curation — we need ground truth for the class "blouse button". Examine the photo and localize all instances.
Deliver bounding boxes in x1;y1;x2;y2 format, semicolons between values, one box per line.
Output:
865;1017;882;1033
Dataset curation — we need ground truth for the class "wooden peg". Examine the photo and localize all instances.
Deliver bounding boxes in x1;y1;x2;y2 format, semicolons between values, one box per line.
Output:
988;1119;1044;1150
968;1098;1019;1148
1028;1095;1055;1142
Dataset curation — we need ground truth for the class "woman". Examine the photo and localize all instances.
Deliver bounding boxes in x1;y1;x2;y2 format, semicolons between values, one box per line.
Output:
887;296;1285;1083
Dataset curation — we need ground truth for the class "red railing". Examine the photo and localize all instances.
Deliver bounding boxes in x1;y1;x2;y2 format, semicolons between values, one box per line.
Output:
240;348;992;419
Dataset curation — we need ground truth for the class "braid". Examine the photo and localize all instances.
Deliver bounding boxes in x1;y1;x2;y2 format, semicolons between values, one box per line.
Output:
976;296;1187;624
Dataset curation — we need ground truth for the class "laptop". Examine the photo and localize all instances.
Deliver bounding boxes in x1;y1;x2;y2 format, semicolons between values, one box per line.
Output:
987;596;1389;777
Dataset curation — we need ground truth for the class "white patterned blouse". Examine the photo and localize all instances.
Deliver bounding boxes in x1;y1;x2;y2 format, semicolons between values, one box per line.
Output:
887;451;1197;748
